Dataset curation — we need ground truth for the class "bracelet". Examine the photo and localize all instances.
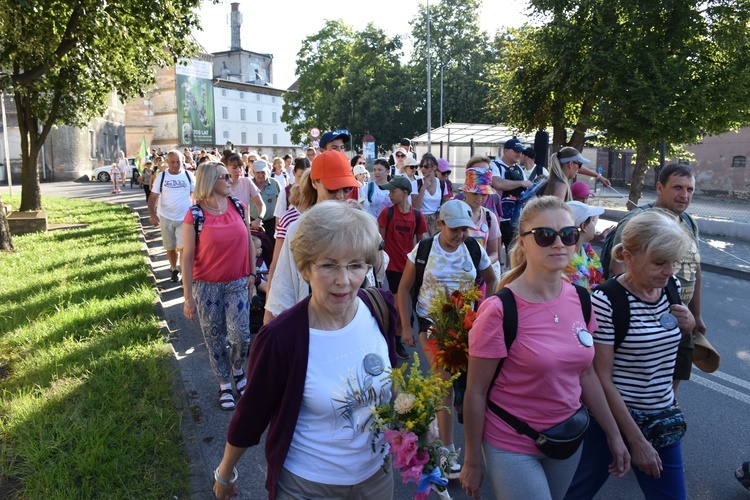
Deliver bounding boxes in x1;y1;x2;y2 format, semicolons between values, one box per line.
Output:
214;466;238;487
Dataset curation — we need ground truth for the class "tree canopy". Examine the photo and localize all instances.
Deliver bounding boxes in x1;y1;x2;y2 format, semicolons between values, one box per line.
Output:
0;0;204;211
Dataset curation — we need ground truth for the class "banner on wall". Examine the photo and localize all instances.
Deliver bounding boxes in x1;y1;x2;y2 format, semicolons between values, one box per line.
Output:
176;59;215;147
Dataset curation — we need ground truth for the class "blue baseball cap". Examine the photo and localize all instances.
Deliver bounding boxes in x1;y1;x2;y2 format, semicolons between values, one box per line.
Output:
504;138;524;152
319;131;350;150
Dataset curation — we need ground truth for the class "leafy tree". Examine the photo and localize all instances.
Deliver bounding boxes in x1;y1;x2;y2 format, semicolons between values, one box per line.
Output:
489;0;750;205
410;0;494;129
0;0;203;211
282;21;421;153
281;20;354;146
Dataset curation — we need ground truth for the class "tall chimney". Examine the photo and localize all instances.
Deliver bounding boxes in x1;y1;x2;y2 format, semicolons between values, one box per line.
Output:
229;3;242;51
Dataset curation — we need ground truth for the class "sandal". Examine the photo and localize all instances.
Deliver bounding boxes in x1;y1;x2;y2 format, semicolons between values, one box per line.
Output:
234;372;247;398
218;388;235;411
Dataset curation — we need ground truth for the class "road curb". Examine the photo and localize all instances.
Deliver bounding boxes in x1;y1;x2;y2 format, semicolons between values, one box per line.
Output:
130;205;213;498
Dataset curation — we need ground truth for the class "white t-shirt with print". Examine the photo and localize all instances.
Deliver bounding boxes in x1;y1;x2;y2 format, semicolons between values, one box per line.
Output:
283;298;392;484
152;169;195;222
408;236;491;318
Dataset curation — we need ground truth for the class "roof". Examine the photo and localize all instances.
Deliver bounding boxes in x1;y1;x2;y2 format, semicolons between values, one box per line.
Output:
212;79;286;96
411;123;535;146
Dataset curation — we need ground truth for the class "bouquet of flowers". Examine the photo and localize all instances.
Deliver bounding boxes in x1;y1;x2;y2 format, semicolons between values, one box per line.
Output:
372;357;457;499
423;282;481;424
424;282;481;375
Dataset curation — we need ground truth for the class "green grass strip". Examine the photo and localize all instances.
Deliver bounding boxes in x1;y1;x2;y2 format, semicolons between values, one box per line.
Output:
0;196;188;499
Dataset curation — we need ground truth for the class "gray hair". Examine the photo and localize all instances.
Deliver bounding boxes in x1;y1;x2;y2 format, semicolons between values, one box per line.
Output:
613;209;693;265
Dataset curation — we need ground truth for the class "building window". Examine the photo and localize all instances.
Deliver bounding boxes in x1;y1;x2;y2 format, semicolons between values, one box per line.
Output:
257;110;262;122
272;96;276;103
241;132;247;144
222;106;228;119
732;155;746;168
221;89;227;96
223;130;229;139
256;94;261;101
272;112;277;123
240;92;244;99
273;133;278;145
258;132;263;144
89;130;95;158
240;108;246;121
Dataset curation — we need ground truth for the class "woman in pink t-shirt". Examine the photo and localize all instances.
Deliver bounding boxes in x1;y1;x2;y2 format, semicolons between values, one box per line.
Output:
182;162;256;412
461;196;629;500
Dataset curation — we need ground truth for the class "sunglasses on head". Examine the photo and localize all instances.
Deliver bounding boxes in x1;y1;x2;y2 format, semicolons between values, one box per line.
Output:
520;226;580;247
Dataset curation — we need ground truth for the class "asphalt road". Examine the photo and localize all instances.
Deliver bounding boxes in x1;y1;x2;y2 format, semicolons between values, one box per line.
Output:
37;181;750;499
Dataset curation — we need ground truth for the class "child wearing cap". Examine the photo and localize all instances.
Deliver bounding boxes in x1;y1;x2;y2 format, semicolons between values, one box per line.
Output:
397;199;498;481
564;201;606;290
460;162;502;281
377;175;429;360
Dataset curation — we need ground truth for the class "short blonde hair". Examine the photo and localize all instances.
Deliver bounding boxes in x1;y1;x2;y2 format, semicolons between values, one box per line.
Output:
193;161;224;202
466;155;491;169
290;201;380;276
613;209;693;265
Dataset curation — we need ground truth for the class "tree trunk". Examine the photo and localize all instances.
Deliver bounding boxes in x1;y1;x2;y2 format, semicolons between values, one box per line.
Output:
567;96;595;151
627;142;654;210
552;124;567;152
15;91;47;212
0;194;14;251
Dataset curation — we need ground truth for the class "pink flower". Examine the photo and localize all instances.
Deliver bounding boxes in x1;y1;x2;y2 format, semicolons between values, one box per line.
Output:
415;491;430;500
400;463;424;484
385;430;419;469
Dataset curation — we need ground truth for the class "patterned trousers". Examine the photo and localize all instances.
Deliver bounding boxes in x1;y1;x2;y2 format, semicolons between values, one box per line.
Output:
192;276;251;384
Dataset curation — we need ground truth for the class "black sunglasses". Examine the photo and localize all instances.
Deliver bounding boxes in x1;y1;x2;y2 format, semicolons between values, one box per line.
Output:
216;174;232;182
519;226;580;247
396;154;406;158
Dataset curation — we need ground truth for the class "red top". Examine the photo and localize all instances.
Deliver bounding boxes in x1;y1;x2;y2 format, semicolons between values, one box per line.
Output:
378;206;427;273
184;203;250;282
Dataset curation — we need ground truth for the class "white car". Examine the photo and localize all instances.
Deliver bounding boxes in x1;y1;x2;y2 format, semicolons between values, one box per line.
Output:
93;158;136;182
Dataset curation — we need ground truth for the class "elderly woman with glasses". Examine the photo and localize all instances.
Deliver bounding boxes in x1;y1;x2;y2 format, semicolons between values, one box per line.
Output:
182;162;257;411
461;196;629;500
212;201;398;500
412;152;449;236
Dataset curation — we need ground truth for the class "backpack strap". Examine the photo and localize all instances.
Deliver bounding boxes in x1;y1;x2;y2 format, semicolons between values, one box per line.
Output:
439;179;446;206
411;237;434;309
595;278;631;351
386;205;395;234
189;204;204;243
184;169;191;187
573;283;592;326
228;195;245;221
413;209;421;237
464;236;482;272
361;287;389;337
665;275;681;305
417;178;423;191
159;170;165;191
368;181;375;203
485;208;492;231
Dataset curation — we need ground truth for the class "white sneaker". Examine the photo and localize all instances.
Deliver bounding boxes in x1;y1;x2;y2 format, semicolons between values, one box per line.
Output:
431;483;453;499
438;446;461;480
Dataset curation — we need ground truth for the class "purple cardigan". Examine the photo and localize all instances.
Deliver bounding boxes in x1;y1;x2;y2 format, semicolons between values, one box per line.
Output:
226;288;399;499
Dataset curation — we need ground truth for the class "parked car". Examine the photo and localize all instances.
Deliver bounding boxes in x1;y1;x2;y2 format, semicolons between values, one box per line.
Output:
92;158;137;182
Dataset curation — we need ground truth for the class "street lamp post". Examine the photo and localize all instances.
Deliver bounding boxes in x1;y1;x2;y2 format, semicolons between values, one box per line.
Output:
426;0;431;152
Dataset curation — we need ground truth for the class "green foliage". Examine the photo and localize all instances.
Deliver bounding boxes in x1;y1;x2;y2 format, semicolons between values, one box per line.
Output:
410;0;495;126
0;196;188;498
0;0;205;211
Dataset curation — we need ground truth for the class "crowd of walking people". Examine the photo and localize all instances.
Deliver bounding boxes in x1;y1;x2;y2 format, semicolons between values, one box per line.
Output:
141;135;736;499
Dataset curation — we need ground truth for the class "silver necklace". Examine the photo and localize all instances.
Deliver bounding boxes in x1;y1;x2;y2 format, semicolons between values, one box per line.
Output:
204;198;227;215
527;283;559;323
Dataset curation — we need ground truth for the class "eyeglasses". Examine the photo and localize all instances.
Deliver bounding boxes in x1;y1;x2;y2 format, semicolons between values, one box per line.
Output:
311;261;370;277
216;174;232;182
440;171;451;175
519;226;580;247
396;154;406;158
407;165;417;169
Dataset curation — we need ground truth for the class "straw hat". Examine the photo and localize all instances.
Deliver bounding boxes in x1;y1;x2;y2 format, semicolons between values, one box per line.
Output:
692;332;720;373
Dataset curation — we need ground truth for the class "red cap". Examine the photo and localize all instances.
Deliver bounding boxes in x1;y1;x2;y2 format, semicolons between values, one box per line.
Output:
311;151;358;190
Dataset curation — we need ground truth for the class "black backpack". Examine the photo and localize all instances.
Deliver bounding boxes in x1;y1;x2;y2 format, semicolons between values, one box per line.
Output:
595;276;681;350
411;236;482;310
385;206;422;237
600;204;698;279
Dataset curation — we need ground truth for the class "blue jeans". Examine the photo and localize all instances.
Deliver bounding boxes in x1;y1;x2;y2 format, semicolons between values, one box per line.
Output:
565;416;686;500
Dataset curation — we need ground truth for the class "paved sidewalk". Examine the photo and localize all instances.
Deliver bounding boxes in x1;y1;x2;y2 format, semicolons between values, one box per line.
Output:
32;181;750;499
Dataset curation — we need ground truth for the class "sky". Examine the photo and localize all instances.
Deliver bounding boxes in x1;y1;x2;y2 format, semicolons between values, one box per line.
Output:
193;0;531;90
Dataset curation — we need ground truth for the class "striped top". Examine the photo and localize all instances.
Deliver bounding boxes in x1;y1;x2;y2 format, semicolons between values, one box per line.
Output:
592;280;682;411
274;206;302;240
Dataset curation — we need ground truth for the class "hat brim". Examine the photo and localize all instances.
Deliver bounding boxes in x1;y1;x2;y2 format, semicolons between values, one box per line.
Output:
692;332;720;373
461;185;493;195
319;175;359;191
380;181;411;193
560;153;591;165
442;218;476;229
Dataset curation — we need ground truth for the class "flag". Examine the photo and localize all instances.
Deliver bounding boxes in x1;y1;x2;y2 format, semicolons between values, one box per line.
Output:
134;136;148;173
